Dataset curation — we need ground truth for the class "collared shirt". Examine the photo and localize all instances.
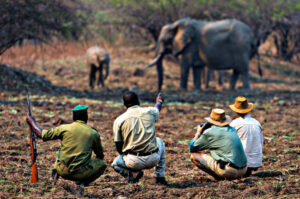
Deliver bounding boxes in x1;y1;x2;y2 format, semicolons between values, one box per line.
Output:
189;125;247;167
42;120;104;172
113;105;159;154
230;114;263;168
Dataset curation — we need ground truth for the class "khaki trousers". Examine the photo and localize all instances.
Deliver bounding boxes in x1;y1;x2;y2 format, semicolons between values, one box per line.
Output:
55;158;107;183
191;153;247;180
111;137;166;180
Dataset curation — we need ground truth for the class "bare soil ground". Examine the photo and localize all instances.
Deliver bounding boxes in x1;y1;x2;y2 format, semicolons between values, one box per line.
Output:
0;43;299;198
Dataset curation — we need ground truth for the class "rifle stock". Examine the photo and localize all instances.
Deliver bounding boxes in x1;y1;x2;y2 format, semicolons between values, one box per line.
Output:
26;88;38;183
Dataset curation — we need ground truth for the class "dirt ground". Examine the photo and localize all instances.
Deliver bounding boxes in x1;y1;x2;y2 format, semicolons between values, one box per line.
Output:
0;43;299;198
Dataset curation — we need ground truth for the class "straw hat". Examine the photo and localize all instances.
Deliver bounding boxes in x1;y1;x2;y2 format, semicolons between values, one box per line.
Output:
205;108;231;127
229;96;254;114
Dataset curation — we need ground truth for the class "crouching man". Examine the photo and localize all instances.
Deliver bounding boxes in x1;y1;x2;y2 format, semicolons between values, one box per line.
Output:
26;105;107;186
189;108;247;180
230;96;263;176
111;91;167;184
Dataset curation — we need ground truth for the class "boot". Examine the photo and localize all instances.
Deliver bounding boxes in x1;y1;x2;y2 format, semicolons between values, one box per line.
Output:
128;170;144;184
156;177;167;185
51;169;60;185
134;170;144;183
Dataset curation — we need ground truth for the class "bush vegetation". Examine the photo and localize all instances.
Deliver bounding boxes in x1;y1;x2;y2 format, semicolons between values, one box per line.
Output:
0;0;299;61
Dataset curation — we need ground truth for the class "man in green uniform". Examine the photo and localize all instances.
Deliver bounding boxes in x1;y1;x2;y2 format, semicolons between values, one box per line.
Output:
26;105;107;186
189;108;247;180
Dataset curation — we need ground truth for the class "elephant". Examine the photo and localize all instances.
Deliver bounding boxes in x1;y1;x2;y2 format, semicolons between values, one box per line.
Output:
147;18;262;91
86;46;110;89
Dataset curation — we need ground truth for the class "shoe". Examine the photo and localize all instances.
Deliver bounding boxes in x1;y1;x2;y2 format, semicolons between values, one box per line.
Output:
134;171;144;183
51;169;60;185
127;177;135;184
51;169;58;179
127;172;135;184
127;171;144;184
156;177;168;185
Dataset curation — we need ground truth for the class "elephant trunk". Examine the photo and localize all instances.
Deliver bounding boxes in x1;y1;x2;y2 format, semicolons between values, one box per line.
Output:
156;54;164;91
146;38;167;91
146;52;165;91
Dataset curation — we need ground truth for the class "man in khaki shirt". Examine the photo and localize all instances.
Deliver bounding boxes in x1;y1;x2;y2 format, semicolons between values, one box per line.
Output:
112;91;167;184
26;105;107;186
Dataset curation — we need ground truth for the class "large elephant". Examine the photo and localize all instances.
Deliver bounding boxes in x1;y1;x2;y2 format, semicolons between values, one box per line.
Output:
86;46;110;89
147;18;262;91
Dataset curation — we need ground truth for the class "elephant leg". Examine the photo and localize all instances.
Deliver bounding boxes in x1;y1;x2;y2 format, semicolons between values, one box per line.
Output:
217;71;223;86
241;71;251;90
201;67;206;87
90;64;97;89
180;58;190;90
230;69;239;90
97;63;104;87
205;68;211;89
215;70;223;90
192;65;201;90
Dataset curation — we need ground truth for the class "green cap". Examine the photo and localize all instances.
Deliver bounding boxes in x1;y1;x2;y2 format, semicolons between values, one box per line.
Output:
72;105;88;112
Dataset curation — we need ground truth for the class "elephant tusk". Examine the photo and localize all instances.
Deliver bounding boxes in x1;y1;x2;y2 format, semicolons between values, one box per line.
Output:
146;61;157;68
146;53;163;68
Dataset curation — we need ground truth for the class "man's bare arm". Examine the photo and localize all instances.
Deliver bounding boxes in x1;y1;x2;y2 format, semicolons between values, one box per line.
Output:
154;92;164;112
26;115;43;138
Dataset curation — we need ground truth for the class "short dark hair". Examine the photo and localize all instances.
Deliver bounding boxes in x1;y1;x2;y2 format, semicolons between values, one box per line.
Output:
123;91;140;108
237;112;247;118
73;110;88;123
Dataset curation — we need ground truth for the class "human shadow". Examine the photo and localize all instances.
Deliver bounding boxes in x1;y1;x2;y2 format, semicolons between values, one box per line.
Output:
252;171;283;178
167;179;212;189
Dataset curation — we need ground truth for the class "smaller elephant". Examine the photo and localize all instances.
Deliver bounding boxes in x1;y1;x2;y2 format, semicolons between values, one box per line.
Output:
86;46;110;89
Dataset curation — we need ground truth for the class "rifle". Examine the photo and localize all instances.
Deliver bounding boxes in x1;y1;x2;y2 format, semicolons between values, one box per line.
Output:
26;88;38;183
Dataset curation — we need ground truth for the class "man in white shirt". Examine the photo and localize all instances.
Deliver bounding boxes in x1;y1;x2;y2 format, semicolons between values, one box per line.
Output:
229;96;263;176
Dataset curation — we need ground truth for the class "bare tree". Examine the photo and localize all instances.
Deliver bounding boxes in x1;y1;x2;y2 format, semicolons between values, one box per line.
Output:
0;0;86;55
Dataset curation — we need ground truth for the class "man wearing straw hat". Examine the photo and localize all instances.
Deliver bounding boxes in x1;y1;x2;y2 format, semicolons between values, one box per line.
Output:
230;96;263;176
189;108;247;180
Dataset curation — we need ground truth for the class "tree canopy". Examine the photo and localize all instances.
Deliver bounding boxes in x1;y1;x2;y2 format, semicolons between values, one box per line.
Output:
0;0;86;55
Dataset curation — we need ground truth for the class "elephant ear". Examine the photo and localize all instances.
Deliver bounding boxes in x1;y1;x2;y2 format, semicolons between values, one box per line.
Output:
172;20;196;56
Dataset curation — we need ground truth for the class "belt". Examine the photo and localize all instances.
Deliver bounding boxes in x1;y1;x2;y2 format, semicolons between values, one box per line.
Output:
228;162;246;170
218;160;246;170
125;149;159;156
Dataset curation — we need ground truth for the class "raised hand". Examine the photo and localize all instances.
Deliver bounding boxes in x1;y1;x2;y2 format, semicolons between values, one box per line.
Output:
156;92;164;103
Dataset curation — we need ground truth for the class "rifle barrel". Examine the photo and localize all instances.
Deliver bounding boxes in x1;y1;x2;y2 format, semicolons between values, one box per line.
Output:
26;87;38;183
26;87;32;116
